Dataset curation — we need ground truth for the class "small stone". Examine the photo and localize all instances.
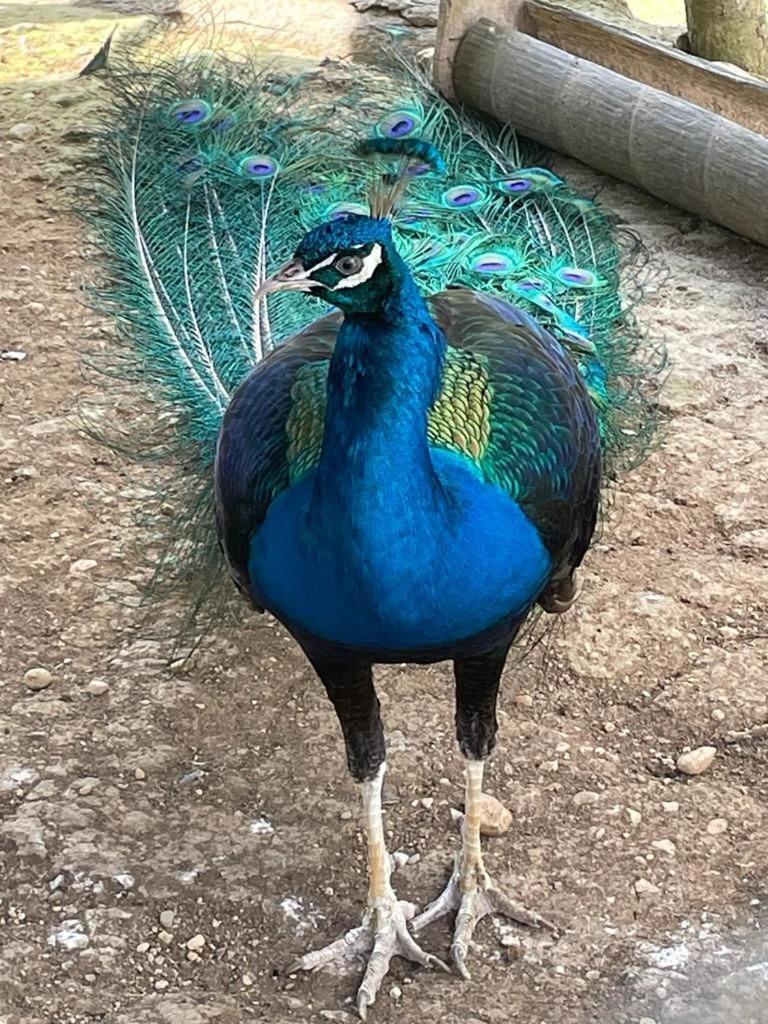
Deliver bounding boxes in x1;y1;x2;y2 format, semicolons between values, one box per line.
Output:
478;793;513;836
603;722;616;733
135;941;150;953
634;878;659;896
158;930;173;945
187;950;200;962
572;790;600;808
515;693;534;708
639;1018;657;1024
9;122;36;140
407;853;421;864
706;817;728;835
113;873;134;889
439;777;451;787
154;979;169;991
540;759;559;773
651;839;676;856
627;808;642;826
85;680;109;696
677;746;717;776
69;558;98;575
389;984;402;1000
242;973;254;986
339;809;353;821
392;851;409;869
24;667;52;691
134;767;146;781
500;932;521;948
76;778;99;796
186;933;205;951
662;801;679;813
711;708;726;722
159;910;175;930
420;796;434;810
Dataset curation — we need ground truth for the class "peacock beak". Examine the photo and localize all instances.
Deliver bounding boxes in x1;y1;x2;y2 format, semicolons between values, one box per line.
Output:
255;259;320;299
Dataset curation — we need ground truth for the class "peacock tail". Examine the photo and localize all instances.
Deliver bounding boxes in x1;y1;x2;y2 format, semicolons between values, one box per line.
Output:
83;26;662;642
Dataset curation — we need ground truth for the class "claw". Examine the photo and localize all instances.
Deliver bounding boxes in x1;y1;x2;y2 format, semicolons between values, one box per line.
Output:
413;859;558;978
291;897;446;1017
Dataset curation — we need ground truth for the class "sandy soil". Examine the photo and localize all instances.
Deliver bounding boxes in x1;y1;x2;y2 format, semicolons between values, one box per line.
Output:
1;3;767;1024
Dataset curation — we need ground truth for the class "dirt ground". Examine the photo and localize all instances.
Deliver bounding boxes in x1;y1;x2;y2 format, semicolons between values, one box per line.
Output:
1;2;768;1023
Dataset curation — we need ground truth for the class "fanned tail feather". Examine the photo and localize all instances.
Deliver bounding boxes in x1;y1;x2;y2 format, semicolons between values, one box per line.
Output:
83;27;663;648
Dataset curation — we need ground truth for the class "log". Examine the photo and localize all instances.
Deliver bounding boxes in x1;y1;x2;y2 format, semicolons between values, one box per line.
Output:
451;18;768;246
685;0;768;78
436;0;768;134
524;0;768;135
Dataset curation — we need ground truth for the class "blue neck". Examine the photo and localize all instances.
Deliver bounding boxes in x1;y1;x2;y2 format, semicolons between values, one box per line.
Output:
312;271;447;525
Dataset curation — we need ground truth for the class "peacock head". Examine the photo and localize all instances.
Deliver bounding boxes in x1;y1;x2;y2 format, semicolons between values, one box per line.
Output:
257;215;407;315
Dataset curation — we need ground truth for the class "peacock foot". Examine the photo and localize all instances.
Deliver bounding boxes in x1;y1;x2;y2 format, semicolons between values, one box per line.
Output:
412;854;559;979
288;894;449;1019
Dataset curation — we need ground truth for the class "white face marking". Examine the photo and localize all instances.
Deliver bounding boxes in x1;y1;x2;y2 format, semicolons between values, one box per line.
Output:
300;251;337;277
331;243;383;291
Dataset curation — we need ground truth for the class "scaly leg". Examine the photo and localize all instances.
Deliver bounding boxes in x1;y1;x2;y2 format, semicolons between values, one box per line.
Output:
412;648;558;978
291;659;446;1018
412;760;557;977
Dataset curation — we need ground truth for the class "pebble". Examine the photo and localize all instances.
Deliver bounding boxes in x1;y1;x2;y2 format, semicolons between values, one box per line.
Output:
392;851;409;869
572;790;600;807
339;809;353;821
515;693;534;707
651;839;676;856
158;930;173;945
639;1018;657;1024
135;941;150;953
187;950;200;962
627;808;642;826
75;778;99;796
186;933;205;951
134;767;146;781
478;793;513;836
9;122;36;140
69;558;98;575
634;879;659;896
706;817;728;835
242;972;254;986
159;910;175;930
420;796;434;810
154;979;169;991
85;680;109;696
24;667;52;691
662;801;679;813
677;746;717;776
389;985;402;1001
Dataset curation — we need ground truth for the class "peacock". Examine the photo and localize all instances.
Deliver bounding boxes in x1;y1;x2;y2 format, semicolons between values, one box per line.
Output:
86;31;659;1019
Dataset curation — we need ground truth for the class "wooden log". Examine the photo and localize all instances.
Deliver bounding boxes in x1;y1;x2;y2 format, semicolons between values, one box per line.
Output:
452;18;768;247
524;0;768;135
435;0;527;98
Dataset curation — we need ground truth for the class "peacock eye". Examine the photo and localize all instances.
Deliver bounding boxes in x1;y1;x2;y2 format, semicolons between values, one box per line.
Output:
334;254;363;276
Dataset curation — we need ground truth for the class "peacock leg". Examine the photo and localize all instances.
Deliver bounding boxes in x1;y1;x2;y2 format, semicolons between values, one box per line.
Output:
412;649;558;978
290;660;447;1019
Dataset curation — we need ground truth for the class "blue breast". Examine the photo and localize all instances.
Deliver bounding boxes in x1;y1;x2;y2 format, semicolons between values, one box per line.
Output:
248;449;552;654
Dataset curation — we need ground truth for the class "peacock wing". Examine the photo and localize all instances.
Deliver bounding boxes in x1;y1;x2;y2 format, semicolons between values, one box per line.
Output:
428;289;602;579
214;313;341;602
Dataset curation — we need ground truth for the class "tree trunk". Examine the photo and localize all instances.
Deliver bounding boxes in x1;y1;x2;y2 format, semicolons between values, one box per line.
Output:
685;0;768;77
